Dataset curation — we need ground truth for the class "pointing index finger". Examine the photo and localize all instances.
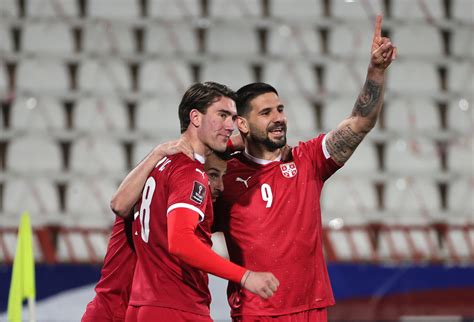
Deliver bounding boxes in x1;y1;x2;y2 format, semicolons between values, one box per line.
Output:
373;15;382;40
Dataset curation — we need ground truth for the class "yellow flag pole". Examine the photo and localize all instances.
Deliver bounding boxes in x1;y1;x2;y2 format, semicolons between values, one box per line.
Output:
7;211;36;322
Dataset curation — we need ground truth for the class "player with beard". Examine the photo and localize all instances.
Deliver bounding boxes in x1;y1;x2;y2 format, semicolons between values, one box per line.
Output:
213;16;396;322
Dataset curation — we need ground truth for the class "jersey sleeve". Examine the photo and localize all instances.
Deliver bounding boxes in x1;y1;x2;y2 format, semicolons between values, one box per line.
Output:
297;134;342;182
166;161;210;221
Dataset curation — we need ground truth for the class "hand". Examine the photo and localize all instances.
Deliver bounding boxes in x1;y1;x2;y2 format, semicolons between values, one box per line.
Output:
370;15;397;71
241;271;280;300
155;137;194;160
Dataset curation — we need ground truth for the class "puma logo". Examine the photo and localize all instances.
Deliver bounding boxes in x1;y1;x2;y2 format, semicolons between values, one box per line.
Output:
236;176;252;188
195;168;206;179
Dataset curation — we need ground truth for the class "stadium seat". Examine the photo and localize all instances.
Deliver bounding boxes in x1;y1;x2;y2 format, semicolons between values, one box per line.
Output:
281;96;318;142
385;98;440;132
56;227;110;263
445;226;473;262
1;229;45;262
23;22;73;54
65;178;118;217
331;0;383;19
448;61;473;94
268;26;322;57
83;23;134;54
74;97;128;131
263;61;317;96
387;61;439;93
88;0;139;18
324;61;370;94
208;26;258;55
448;177;474;221
384;177;441;220
392;0;444;20
209;0;261;18
326;227;376;261
448;137;473;175
17;60;69;92
7;136;61;172
0;0;17;17
0;24;12;52
448;100;473;133
136;96;182;136
3;178;60;221
453;0;474;22
78;59;130;93
146;24;198;54
321;177;377;222
392;25;442;56
385;138;440;174
139;60;193;96
149;0;200;18
0;62;7;91
70;137;126;175
270;0;322;19
201;61;253;90
329;24;373;57
11;97;64;130
452;27;473;58
26;0;77;17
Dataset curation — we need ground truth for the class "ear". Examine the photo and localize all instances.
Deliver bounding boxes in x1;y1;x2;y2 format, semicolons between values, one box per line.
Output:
189;109;201;128
236;116;249;135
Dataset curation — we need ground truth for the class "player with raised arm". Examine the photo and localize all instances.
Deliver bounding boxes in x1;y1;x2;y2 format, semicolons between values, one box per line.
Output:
214;16;396;322
113;82;278;322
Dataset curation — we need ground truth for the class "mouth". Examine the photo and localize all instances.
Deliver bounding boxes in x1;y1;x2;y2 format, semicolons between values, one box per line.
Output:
268;125;286;137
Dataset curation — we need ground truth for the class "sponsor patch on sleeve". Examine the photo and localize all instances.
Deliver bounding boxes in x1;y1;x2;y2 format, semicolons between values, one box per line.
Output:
190;181;206;204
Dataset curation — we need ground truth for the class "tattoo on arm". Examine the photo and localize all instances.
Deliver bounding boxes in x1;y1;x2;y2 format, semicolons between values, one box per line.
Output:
326;125;365;165
352;79;381;117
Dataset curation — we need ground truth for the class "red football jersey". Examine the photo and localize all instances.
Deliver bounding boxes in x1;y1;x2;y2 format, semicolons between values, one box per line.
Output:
214;134;341;317
82;216;136;321
129;153;214;316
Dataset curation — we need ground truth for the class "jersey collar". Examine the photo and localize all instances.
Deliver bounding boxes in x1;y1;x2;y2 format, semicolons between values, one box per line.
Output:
194;153;205;164
243;149;281;165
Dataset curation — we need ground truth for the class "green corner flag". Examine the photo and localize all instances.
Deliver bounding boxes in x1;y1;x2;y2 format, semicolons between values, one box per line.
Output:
7;211;36;322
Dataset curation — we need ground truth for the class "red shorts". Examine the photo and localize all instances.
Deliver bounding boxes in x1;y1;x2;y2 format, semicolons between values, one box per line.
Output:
125;305;213;322
232;308;327;322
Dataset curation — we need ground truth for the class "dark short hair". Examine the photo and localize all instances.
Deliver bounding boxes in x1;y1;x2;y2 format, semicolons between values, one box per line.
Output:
178;81;236;133
235;82;279;116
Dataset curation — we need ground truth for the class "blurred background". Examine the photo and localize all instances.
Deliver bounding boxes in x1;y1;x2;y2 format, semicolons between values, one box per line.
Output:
0;0;472;321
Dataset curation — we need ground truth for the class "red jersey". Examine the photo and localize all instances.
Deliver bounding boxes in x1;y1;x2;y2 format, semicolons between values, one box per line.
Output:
82;216;136;322
214;134;341;317
129;153;214;316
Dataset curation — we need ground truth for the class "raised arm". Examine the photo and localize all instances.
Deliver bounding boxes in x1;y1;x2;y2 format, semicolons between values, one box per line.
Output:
110;138;194;218
326;15;397;165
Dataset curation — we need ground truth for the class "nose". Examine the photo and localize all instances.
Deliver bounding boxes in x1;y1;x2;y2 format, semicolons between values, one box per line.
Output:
216;179;224;193
274;111;286;124
224;116;234;132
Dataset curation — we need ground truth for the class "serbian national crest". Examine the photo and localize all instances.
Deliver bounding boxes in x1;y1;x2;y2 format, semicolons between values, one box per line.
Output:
280;162;297;178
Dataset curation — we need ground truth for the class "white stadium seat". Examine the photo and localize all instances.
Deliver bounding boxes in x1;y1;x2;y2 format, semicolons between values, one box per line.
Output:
448;61;474;94
452;27;474;58
209;0;261;18
392;0;443;20
7;136;61;173
146;24;198;54
139;61;193;96
453;0;474;22
83;23;134;54
448;100;473;133
448;137;473;174
281;96;318;142
66;178;118;216
88;0;139;18
385;98;440;132
26;0;77;17
136;96;181;136
385;138;440;174
387;61;439;93
201;61;253;90
70;137;126;175
208;26;258;55
263;61;317;96
79;60;130;93
149;0;200;18
448;177;474;221
331;0;383;19
269;26;322;57
392;25;443;56
271;0;322;19
75;98;128;131
11;97;64;130
23;22;73;54
329;24;373;57
325;61;369;94
0;24;12;52
0;0;17;17
17;60;68;92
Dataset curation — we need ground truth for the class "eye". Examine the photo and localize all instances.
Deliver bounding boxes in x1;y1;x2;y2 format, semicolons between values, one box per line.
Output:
208;173;218;179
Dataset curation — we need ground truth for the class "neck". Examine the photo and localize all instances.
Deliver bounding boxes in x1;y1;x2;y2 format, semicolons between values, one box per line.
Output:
182;131;209;159
245;138;281;161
